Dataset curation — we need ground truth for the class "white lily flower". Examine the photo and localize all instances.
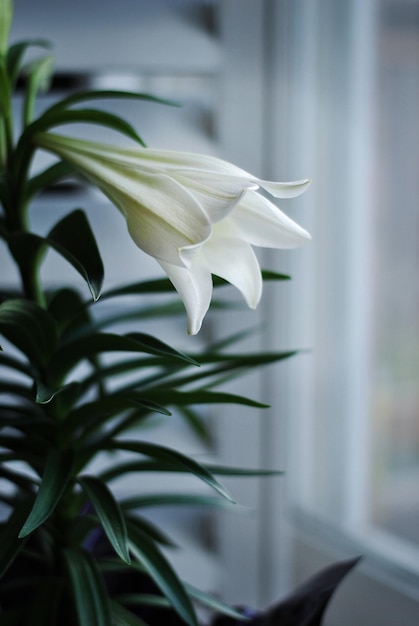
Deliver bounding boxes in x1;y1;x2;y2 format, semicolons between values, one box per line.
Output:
160;187;311;334
36;133;311;334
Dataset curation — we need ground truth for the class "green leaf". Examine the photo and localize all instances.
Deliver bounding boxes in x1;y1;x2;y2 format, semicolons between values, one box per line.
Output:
150;350;298;391
100;270;289;302
185;583;249;622
0;463;38;493
63;547;112;626
127;521;198;626
0;381;34;403
124;514;176;547
47;209;104;301
0;0;12;57
28;107;146;146
7;231;47;296
44;89;179;116
111;593;170;609
22;54;54;126
177;406;212;446
89;301;186;333
19;447;75;537
202;464;284;477
211;270;291;290
27;160;74;198
62;393;170;440
0;61;11;116
0;299;57;368
103;440;233;503
6;39;51;86
0;434;45;465
126;333;199;365
0;351;34;377
145;389;269;409
78;476;131;564
47;287;91;334
0;500;31;577
120;492;238;512
75;355;182;396
110;601;149;626
35;380;82;422
48;332;197;385
100;460;283;483
260;268;291;282
100;277;175;300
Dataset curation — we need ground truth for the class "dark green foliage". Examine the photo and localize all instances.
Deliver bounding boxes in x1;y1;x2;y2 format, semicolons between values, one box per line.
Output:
0;17;306;625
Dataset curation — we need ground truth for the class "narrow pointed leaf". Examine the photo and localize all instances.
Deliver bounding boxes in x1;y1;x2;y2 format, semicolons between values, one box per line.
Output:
100;269;289;302
0;500;31;577
48;209;104;301
126;333;199;365
101;277;175;300
110;601;149;626
145;389;269;409
124;514;176;547
78;476;130;564
47;287;92;334
19;448;75;537
0;351;34;377
103;440;233;502
0;62;11;116
27;160;74;198
101;460;283;483
120;493;238;512
7;232;47;294
62;393;170;440
35;380;81;406
7;39;51;86
0;299;57;368
45;89;178;115
112;594;170;609
63;548;112;626
0;464;38;492
28;108;146;145
185;583;249;621
23;54;54;125
149;350;298;390
48;333;197;384
127;521;198;626
261;268;291;281
0;0;12;56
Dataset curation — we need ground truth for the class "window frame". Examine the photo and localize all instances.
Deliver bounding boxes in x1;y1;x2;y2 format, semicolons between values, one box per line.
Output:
263;0;419;622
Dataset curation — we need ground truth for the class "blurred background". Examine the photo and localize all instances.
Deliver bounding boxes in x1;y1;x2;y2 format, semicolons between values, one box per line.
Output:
4;1;419;623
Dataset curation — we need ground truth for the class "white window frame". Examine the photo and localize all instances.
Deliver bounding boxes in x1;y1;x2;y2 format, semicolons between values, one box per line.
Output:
262;0;419;623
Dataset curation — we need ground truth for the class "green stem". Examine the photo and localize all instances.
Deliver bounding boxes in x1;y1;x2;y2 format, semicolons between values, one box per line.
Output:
0;119;6;169
3;164;46;306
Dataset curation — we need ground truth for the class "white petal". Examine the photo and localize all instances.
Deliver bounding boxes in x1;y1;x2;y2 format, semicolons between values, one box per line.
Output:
256;178;311;198
228;190;311;249
174;172;253;222
43;143;212;267
38;134;252;177
110;171;212;266
202;234;262;309
159;258;213;335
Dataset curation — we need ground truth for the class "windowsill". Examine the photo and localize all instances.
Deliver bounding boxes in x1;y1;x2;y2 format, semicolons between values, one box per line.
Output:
290;506;419;601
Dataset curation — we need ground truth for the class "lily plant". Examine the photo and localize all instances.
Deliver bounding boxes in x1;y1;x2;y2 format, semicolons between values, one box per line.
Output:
0;2;355;626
